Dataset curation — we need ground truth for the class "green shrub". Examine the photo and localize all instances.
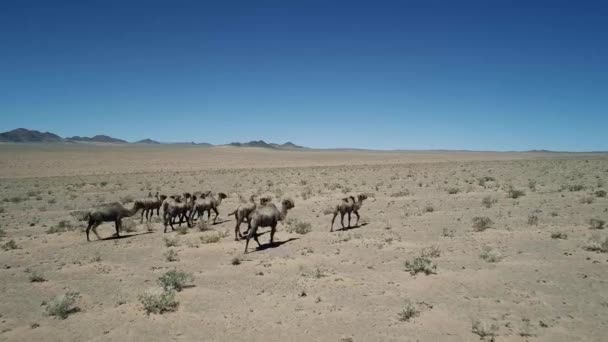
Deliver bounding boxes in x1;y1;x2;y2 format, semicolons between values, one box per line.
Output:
595;190;607;198
46;291;80;319
164;249;179;262
589;219;605;230
2;239;19;250
568;184;584;192
550;232;567;239
447;187;460;195
479;246;503;263
482;196;496;208
164;236;179;247
472;217;493;231
584;235;608;253
507;187;525;199
285;218;312;235
200;233;221;244
139;289;178;315
397;301;419;322
25;268;46;282
404;256;436;275
158;270;193;292
527;214;539;226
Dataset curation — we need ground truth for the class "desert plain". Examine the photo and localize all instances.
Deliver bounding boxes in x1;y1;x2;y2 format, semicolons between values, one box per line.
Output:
0;144;607;341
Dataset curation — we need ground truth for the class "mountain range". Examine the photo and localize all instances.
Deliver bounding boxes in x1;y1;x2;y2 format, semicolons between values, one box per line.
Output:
0;128;307;149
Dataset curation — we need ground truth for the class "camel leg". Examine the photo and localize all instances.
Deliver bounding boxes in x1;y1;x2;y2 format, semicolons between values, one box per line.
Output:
114;220;121;238
140;210;145;224
234;218;241;241
245;225;256;253
347;212;352;227
354;210;360;226
340;213;346;229
212;207;219;223
330;213;337;232
270;223;277;245
86;221;93;241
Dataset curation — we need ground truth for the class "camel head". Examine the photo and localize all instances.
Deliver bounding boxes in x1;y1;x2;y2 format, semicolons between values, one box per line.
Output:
159;194;168;202
260;196;272;205
147;191;153;197
217;192;227;200
249;194;257;202
357;194;368;202
281;198;295;210
183;192;192;199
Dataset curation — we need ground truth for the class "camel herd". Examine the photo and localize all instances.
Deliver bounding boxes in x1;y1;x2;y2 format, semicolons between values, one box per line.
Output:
82;191;368;253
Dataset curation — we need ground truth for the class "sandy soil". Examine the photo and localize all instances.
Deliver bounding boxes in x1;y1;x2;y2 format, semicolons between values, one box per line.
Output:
0;145;607;341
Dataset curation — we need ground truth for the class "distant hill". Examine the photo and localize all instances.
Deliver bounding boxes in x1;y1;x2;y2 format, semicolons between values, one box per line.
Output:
67;135;128;144
0;128;63;143
135;138;161;144
228;140;306;149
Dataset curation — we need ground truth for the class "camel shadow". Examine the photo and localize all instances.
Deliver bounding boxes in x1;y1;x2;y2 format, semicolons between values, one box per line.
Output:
249;237;300;253
98;231;153;241
335;222;369;232
211;219;230;225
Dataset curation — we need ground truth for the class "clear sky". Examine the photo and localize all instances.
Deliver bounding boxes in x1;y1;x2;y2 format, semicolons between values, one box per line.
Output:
1;1;607;151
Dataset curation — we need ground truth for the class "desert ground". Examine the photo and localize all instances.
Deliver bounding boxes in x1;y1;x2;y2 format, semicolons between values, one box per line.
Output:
0;144;607;341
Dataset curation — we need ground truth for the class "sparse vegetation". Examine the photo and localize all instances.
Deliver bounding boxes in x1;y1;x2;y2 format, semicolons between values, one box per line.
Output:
472;216;493;231
404;256;436;275
472;320;499;341
164;249;179;262
158;270;193;292
447;187;460;194
595;190;607;198
482;196;496;208
25;268;46;282
139;289;178;315
285;218;312;235
506;186;525;199
551;232;567;239
390;190;410;197
421;245;441;258
397;301;420;322
584;234;608;253
164;236;179;247
580;196;594;204
200;233;221;244
2;239;19;250
231;256;241;265
568;184;584;192
589;219;605;230
479;246;503;263
46;291;80;319
527;214;539;226
442;227;455;238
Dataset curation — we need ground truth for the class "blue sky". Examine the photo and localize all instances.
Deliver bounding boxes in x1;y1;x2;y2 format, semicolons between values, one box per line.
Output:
1;1;607;151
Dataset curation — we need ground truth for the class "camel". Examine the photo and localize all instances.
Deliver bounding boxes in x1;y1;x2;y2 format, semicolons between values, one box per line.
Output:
190;190;212;220
244;199;295;253
84;201;145;241
228;195;272;241
135;192;167;223
163;194;196;233
190;192;227;224
327;194;368;232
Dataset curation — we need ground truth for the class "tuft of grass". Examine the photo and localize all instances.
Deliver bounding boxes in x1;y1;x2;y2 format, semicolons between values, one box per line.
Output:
506;186;525;199
164;236;179;247
481;196;496;208
164;249;179;262
568;184;584;192
527;214;539;226
580;196;595;204
589;219;605;230
550;232;567;239
584;234;608;253
176;226;188;235
46;291;80;319
0;227;5;239
472;216;493;232
231;256;241;265
442;227;455;238
404;256;436;275
423;205;434;213
120;219;137;233
472;320;499;340
285;218;312;235
447;187;460;195
158;270;193;292
595;190;607;198
421;245;441;258
200;233;221;244
196;220;210;232
390;190;410;197
478;176;496;187
2;239;19;251
397;301;420;322
139;289;178;315
145;222;155;232
25;268;46;282
479;246;503;263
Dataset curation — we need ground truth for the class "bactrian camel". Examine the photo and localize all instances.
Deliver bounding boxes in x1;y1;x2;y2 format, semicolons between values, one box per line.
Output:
328;194;368;232
135;192;167;223
190;192;227;224
228;195;271;241
84;201;145;241
244;199;295;253
163;194;196;232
